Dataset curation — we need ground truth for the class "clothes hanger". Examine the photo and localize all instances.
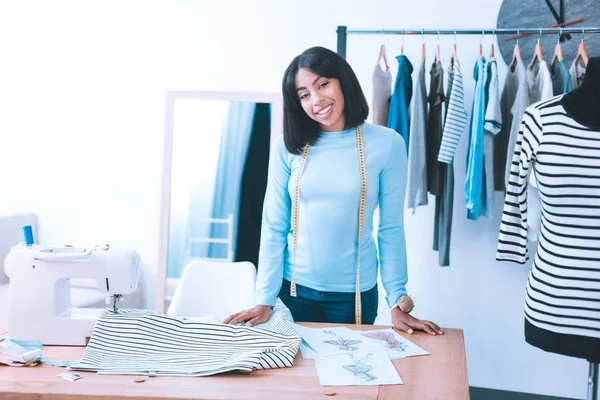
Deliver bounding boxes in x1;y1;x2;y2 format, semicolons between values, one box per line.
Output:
479;31;483;56
400;31;405;55
528;29;544;71
435;31;441;62
378;43;389;71
550;28;564;67
421;29;426;61
574;29;589;67
452;31;458;62
509;29;522;70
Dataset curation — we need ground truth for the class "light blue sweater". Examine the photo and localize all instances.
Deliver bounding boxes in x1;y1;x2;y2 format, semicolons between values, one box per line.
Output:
255;122;408;309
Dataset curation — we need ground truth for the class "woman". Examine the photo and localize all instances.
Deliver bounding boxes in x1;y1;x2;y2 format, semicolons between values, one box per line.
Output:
224;46;442;335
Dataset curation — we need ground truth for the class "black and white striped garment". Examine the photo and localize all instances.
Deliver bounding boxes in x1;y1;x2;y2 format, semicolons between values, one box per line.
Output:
497;95;600;339
70;302;301;376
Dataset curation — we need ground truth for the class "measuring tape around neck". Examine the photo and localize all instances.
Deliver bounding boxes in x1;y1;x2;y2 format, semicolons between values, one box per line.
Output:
290;125;367;325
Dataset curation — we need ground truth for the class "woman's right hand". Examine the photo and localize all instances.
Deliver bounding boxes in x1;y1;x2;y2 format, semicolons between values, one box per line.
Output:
222;305;272;327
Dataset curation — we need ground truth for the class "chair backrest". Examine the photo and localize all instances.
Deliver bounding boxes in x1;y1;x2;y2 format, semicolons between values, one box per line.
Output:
167;260;256;318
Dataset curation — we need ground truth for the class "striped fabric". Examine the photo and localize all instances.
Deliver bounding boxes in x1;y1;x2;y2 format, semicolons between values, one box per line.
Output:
70;302;301;376
437;60;468;164
497;96;600;338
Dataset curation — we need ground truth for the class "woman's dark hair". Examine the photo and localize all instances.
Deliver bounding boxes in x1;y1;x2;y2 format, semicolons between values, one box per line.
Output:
281;46;369;154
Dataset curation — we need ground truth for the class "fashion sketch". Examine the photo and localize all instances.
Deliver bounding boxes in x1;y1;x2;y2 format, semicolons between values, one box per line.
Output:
323;329;362;351
362;330;408;352
342;353;376;382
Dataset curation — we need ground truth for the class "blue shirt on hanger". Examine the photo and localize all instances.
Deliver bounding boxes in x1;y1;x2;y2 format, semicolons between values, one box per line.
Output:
387;55;413;153
465;57;487;220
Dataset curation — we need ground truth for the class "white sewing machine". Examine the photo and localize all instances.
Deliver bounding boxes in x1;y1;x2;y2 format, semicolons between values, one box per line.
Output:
4;243;141;345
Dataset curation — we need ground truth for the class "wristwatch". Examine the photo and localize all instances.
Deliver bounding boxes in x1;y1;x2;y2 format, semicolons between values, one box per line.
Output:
390;295;414;313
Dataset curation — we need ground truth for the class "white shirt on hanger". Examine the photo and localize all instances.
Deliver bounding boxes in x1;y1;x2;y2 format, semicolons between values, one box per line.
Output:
527;60;553;104
526;60;553;243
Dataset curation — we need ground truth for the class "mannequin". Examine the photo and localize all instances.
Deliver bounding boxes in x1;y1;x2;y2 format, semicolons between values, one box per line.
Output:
561;57;600;129
524;56;600;400
524;57;600;362
497;56;600;400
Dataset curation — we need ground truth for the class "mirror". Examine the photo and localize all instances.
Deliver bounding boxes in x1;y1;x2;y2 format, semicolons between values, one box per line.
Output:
156;91;283;313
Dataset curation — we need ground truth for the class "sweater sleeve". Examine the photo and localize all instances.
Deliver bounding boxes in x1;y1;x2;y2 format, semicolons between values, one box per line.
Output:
254;135;291;306
437;62;468;164
496;106;543;263
378;132;409;307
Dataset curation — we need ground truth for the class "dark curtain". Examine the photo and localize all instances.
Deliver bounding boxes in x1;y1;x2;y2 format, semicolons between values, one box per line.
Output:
234;103;271;267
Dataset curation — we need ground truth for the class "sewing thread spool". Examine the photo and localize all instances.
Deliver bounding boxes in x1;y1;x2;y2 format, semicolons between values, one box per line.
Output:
22;225;34;246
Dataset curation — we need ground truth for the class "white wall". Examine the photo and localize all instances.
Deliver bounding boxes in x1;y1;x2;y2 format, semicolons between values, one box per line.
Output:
0;0;592;398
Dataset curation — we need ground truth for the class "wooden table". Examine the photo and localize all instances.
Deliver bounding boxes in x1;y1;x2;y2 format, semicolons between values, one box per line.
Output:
0;324;469;400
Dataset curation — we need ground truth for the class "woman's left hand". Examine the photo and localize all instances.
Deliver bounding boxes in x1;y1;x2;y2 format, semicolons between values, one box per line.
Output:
391;307;444;336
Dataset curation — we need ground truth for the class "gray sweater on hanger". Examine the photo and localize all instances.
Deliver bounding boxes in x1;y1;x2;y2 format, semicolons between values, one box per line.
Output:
405;59;429;211
372;63;392;126
495;59;530;192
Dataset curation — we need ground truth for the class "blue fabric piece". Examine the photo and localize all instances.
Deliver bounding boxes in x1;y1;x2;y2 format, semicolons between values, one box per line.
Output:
278;279;379;324
40;358;76;367
8;339;42;352
550;59;572;95
387;56;413;153
4;339;42;366
465;57;487;220
8;339;75;367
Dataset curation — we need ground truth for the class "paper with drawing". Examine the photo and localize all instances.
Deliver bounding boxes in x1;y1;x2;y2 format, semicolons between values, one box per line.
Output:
299;341;320;359
292;325;381;357
314;351;403;386
361;329;429;359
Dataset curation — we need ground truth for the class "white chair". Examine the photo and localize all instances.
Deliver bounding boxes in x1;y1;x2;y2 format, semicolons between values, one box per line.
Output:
167;260;256;318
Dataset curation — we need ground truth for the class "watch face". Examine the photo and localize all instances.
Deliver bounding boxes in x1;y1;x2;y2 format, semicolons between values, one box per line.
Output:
496;0;600;66
398;296;414;313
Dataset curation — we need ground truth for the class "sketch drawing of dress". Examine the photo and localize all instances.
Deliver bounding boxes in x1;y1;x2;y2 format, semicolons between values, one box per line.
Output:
323;330;362;351
362;331;408;352
343;354;376;382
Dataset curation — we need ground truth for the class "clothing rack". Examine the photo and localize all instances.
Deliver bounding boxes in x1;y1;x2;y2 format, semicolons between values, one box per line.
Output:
336;26;600;58
336;24;600;400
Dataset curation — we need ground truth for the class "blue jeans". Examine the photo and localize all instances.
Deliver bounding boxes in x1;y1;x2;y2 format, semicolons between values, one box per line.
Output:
278;279;378;324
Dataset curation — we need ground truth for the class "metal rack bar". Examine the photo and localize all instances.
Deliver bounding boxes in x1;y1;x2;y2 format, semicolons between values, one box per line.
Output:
589;362;598;400
336;25;600;56
345;27;600;35
337;26;348;59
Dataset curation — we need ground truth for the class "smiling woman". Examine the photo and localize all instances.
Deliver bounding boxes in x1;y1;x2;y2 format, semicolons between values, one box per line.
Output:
294;69;346;132
223;46;442;337
280;46;369;154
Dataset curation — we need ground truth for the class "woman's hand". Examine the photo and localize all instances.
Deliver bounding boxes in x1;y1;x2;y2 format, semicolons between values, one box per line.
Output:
391;307;444;335
223;305;272;327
